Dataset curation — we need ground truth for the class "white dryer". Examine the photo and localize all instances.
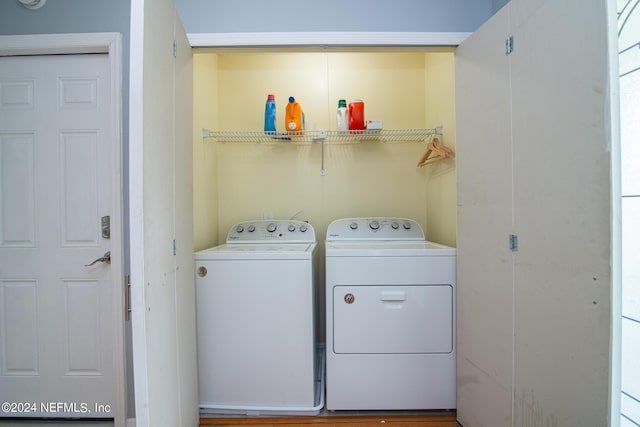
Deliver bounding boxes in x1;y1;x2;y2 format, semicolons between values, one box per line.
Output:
325;217;456;411
195;220;323;416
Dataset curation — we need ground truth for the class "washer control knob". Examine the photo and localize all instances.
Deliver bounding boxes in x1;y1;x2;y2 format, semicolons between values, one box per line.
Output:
391;222;399;230
403;222;412;230
288;224;296;232
350;222;358;230
247;224;256;232
299;223;308;232
235;225;244;233
369;220;380;230
267;223;277;232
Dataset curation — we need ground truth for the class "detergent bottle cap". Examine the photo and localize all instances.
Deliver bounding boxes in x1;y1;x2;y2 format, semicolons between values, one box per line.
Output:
267;94;275;100
289;96;295;103
338;99;346;108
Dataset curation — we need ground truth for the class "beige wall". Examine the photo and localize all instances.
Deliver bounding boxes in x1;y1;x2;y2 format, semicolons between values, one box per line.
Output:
192;51;457;249
424;53;457;246
193;52;219;251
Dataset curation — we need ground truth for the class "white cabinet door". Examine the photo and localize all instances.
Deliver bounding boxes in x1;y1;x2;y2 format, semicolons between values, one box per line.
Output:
508;0;611;425
172;12;198;427
129;1;197;426
455;4;514;426
455;0;612;426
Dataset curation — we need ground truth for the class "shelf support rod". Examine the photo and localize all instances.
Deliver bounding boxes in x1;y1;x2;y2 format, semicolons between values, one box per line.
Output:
320;138;325;176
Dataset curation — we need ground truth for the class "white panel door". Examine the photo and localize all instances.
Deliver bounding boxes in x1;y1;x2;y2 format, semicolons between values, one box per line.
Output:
0;54;116;418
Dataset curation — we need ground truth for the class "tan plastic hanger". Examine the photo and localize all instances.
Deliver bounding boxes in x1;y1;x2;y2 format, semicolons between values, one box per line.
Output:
417;137;455;167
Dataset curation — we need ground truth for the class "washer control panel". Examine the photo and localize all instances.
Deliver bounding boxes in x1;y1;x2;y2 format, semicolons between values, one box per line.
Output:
326;217;425;241
226;220;315;243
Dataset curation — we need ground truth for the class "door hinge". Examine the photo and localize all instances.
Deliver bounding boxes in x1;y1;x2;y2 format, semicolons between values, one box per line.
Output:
173;39;177;57
505;35;514;55
173;239;176;256
125;274;132;321
509;234;519;252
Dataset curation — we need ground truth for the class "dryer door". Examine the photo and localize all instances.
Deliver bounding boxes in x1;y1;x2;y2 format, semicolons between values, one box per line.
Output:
333;285;453;354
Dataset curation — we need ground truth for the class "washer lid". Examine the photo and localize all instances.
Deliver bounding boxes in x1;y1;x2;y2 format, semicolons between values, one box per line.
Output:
325;240;455;257
195;242;317;260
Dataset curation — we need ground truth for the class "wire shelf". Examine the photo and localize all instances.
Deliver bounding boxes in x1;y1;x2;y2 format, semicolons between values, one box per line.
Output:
204;127;442;144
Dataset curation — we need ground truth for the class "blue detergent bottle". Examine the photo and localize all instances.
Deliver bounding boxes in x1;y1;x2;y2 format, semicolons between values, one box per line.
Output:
264;94;277;133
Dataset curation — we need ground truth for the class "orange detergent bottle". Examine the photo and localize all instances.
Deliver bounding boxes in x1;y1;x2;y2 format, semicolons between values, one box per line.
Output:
285;96;305;133
348;99;365;131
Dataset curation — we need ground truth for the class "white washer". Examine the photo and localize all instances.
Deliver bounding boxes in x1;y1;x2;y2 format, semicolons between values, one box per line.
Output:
195;220;323;416
325;217;456;411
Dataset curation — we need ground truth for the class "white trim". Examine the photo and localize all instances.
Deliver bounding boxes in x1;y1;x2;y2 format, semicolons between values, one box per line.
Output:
187;31;471;48
0;32;118;55
0;32;126;427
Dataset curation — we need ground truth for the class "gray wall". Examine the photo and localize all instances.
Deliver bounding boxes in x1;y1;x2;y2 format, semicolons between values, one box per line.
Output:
175;0;494;34
493;0;510;13
0;0;129;36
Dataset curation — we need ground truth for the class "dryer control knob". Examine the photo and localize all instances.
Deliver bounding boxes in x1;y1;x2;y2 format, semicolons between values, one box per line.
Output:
247;225;256;232
267;223;277;232
403;222;412;230
369;220;380;230
391;222;399;229
299;224;308;232
235;225;245;233
288;224;296;232
350;222;358;230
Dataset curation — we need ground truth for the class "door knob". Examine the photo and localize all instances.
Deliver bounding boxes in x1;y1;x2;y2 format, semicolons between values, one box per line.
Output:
85;251;111;266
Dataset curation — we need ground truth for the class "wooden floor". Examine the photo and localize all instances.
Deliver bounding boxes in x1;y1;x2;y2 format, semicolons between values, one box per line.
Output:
200;413;457;427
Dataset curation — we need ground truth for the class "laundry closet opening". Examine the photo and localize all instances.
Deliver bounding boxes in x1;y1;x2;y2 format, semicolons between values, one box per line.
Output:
191;48;457;340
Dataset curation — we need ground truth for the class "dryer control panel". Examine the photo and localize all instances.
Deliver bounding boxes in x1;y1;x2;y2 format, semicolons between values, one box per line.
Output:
326;217;425;241
226;220;315;243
